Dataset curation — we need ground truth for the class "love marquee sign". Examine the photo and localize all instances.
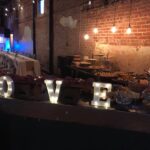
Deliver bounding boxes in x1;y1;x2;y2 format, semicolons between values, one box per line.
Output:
0;76;112;109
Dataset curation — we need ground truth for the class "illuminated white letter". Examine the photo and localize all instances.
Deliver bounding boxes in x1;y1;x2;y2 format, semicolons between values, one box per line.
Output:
44;80;63;104
92;82;112;109
0;76;14;98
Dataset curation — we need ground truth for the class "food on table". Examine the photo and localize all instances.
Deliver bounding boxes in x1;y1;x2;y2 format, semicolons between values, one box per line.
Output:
95;72;117;78
115;86;140;105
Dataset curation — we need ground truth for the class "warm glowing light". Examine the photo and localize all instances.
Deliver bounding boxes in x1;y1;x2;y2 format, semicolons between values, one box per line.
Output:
51;96;58;104
104;100;110;109
56;80;63;85
95;92;99;96
13;8;16;11
93;27;99;34
48;89;53;93
55;89;60;94
101;92;107;100
111;25;117;33
0;76;14;98
84;34;90;40
32;0;35;3
3;77;7;80
44;80;63;104
88;0;92;5
4;93;9;98
20;6;23;10
94;83;101;88
45;80;53;84
126;26;132;34
5;8;8;12
5;13;8;16
92;82;112;108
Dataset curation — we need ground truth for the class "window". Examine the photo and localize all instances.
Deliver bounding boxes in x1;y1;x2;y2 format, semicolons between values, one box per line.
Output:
38;0;45;15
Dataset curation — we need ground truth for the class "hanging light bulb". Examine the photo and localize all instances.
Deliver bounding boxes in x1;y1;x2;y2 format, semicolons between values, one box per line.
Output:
126;0;133;35
93;27;99;34
84;34;90;40
5;8;8;11
111;2;117;33
126;24;132;34
5;13;8;16
111;25;117;33
88;0;92;6
13;7;16;11
20;6;23;11
32;0;35;3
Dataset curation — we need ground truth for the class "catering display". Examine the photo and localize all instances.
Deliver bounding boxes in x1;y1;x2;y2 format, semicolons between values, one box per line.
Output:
49;54;150;113
1;52;150;115
0;69;150;114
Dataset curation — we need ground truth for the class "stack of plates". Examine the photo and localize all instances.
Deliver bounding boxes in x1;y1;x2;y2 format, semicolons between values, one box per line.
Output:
80;61;91;67
72;55;81;66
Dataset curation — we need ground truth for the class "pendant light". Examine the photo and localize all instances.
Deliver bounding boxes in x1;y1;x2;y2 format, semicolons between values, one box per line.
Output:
93;9;99;34
126;0;133;34
84;34;90;40
83;1;90;41
111;2;117;33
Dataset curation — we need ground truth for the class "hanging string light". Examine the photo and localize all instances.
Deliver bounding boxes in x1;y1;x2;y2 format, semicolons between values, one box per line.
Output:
20;6;24;11
5;8;9;12
4;7;9;17
88;0;92;6
126;0;133;34
3;0;35;17
18;3;21;8
92;9;99;34
111;2;117;33
84;34;90;40
83;1;90;40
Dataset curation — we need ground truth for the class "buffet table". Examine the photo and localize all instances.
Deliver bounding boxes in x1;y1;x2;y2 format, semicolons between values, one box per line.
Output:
0;51;41;76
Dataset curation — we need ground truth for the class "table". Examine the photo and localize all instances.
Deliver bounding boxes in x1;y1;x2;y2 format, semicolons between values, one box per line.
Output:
0;51;41;76
70;65;109;78
0;99;150;134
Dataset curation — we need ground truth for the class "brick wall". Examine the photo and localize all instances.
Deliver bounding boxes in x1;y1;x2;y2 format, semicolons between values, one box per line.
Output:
80;0;150;46
79;0;150;73
54;0;150;73
9;0;150;74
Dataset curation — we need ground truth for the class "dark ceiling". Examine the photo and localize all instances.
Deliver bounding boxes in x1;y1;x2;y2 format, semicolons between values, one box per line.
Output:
0;0;11;7
0;0;11;28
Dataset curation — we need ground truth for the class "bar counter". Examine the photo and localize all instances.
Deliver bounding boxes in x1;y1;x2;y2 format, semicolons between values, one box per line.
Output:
0;98;150;134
